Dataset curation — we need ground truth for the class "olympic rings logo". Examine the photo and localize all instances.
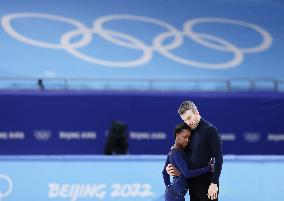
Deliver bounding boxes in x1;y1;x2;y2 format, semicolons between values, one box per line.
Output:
0;174;13;201
1;13;272;69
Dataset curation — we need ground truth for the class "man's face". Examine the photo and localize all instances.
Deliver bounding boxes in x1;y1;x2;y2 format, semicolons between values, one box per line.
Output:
180;110;199;129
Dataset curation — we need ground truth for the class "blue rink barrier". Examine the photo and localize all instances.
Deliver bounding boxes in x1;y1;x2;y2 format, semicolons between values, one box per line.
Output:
0;91;284;155
0;155;283;201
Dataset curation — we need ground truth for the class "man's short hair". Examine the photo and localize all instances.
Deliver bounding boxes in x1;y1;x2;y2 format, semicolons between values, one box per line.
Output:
178;101;198;115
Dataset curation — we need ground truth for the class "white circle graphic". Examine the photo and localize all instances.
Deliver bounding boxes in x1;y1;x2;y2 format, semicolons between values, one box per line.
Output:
1;12;91;49
1;13;273;69
184;17;272;53
0;174;13;201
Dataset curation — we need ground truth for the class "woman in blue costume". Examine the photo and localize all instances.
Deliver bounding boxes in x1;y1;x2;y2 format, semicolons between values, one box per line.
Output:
162;123;214;201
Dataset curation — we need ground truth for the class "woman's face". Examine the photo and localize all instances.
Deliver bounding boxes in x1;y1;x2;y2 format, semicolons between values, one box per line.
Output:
176;129;191;148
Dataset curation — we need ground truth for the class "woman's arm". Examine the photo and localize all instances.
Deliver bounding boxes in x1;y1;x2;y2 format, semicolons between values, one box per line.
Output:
162;154;171;186
172;149;211;178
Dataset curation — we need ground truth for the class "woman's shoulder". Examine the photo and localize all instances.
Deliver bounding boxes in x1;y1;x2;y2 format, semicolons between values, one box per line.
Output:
170;148;183;156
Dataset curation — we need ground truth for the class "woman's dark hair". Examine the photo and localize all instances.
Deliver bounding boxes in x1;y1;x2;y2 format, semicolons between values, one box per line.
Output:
174;122;191;139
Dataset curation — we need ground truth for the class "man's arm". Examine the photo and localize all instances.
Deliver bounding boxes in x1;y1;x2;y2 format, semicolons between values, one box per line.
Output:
207;126;223;184
207;126;223;200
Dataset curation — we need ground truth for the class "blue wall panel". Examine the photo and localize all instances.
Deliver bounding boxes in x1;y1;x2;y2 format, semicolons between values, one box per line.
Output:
0;91;283;155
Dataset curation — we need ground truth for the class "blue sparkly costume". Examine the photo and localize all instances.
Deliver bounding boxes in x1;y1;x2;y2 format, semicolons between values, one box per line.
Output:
162;148;211;201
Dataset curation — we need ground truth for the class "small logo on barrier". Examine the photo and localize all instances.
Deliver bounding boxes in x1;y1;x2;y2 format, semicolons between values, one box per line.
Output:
0;174;13;201
243;132;260;143
33;130;52;141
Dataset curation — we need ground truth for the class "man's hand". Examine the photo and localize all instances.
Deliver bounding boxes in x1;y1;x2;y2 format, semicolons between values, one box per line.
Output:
166;164;181;176
208;183;218;200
